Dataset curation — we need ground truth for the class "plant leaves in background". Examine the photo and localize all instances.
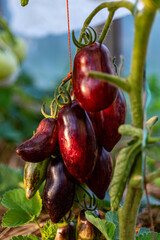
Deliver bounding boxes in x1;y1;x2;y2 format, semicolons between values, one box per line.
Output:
21;0;29;7
11;235;39;239
109;140;141;211
137;227;151;236
136;232;160;240
144;143;160;161
85;211;115;240
42;220;58;240
1;188;42;227
105;211;119;240
0;164;23;199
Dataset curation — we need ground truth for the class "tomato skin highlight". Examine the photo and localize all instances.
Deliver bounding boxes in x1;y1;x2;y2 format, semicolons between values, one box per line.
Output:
86;145;113;199
58;101;98;183
43;156;75;223
16;118;58;162
88;90;127;152
73;42;117;112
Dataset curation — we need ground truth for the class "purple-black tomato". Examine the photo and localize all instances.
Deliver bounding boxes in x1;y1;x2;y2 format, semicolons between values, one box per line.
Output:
16;118;58;162
43;155;75;223
88;90;126;151
73;42;117;112
57;101;98;183
86;145;113;199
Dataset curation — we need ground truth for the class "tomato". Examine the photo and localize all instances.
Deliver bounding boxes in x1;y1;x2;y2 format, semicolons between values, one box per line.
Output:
76;210;102;240
43;156;75;223
88;90;126;151
58;101;98;183
86;145;113;199
24;158;50;199
0;31;27;63
0;49;18;81
55;223;75;240
16;118;58;162
72;42;117;112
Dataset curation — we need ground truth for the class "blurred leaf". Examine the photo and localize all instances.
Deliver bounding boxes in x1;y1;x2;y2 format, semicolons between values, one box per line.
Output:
1;189;42;227
144;143;160;161
42;220;58;240
136;232;160;240
105;211;119;240
0;164;23;199
137;227;151;236
11;235;39;239
85;211;115;240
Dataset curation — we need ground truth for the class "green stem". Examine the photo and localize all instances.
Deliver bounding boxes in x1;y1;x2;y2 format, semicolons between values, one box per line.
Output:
98;10;115;44
119;6;156;240
34;219;43;236
0;17;16;44
77;1;135;52
131;168;160;188
88;71;130;92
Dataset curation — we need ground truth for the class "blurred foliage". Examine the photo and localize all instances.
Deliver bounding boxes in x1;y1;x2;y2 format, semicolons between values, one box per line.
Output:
0;71;54;145
147;75;160;135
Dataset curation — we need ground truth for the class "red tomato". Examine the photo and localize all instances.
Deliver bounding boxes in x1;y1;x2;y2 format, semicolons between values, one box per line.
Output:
73;42;117;112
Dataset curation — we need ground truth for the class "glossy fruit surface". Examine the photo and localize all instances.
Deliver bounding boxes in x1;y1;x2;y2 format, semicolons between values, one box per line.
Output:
16;118;58;162
88;90;126;151
55;223;75;240
86;146;113;199
43;155;75;223
24;158;50;199
73;42;117;112
58;101;98;182
76;210;102;240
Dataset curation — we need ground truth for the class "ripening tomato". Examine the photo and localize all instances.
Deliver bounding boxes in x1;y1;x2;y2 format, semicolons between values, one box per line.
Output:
88;90;126;151
73;42;117;112
58;101;98;183
0;49;18;81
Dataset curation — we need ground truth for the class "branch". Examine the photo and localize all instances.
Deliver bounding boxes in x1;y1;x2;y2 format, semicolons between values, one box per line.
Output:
88;71;130;92
130;168;160;188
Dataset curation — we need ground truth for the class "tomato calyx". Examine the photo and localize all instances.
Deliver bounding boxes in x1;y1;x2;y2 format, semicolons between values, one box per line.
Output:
72;26;97;49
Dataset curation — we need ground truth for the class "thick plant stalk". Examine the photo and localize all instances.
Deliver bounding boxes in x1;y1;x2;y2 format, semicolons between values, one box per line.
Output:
118;6;156;240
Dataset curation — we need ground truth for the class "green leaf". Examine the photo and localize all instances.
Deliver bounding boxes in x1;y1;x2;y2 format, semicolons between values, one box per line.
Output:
85;211;115;240
136;232;160;240
137;227;151;236
11;235;39;239
1;188;42;227
109;140;141;211
42;220;58;240
0;164;23;199
144;143;160;161
2;208;34;227
105;211;119;240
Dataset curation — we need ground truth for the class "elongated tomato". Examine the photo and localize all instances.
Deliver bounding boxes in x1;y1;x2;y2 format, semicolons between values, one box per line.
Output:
58;101;98;183
73;42;117;112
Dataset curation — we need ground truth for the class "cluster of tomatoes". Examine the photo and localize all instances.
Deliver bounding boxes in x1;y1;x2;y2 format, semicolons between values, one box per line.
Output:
0;18;26;82
16;38;126;238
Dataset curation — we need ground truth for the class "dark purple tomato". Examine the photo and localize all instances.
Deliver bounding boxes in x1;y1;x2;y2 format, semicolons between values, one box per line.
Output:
58;101;98;183
55;223;75;240
72;42;117;112
16;118;58;162
43;155;75;223
88;90;126;151
86;145;113;199
76;210;102;240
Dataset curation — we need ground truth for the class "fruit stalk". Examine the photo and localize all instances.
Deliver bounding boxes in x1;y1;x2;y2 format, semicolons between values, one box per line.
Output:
118;5;156;240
